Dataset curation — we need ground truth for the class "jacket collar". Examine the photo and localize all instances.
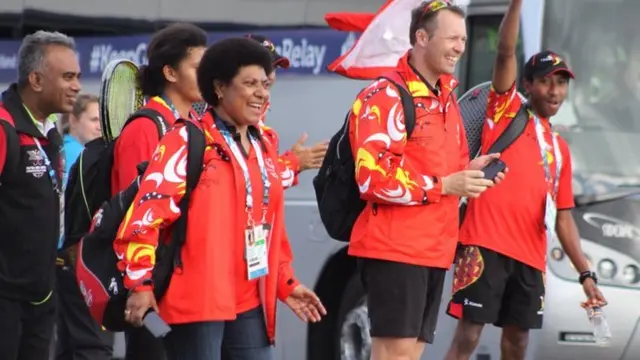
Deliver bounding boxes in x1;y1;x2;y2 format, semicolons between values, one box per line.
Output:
1;84;48;138
209;108;261;140
396;51;459;100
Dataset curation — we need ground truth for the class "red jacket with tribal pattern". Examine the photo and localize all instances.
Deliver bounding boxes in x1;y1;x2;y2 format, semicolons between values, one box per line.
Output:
347;51;469;269
113;112;299;342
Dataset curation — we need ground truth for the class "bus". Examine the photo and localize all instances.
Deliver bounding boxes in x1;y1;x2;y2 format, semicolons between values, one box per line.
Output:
279;0;640;359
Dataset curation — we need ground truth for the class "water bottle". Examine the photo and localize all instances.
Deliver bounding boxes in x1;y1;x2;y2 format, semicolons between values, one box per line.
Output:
587;306;612;346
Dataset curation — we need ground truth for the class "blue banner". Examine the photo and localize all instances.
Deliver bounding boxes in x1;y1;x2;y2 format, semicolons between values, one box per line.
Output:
0;28;359;83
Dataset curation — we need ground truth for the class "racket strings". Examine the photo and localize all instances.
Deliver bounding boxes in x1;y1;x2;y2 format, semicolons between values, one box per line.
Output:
102;62;143;142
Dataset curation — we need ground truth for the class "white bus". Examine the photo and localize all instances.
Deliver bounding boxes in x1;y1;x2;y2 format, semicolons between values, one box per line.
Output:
286;0;640;359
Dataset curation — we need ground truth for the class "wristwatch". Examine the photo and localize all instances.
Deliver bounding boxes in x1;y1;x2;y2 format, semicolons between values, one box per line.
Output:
579;271;598;284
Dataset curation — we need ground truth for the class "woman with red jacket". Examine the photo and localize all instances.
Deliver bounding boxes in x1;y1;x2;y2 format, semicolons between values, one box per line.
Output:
114;38;326;360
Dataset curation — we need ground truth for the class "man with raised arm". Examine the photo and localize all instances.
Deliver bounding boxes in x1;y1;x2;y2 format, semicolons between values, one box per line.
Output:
445;1;607;359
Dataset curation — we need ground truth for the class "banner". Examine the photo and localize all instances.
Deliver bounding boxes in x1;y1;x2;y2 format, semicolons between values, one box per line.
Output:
0;28;359;83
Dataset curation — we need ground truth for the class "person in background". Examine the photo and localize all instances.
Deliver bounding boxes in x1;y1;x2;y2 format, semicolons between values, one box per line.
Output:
0;30;80;360
60;94;101;173
115;38;326;360
110;22;208;360
444;1;606;359
347;1;503;359
55;93;114;360
247;34;329;188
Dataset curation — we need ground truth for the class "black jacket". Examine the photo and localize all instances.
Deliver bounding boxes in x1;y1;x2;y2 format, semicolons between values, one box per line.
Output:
0;84;63;302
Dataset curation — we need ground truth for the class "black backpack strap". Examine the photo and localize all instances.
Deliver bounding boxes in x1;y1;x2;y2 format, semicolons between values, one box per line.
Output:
378;72;416;137
171;120;206;270
122;108;170;139
0;118;21;177
486;104;529;154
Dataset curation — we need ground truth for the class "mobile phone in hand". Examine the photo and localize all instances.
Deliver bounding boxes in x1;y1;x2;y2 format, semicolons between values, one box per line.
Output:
143;310;171;338
481;159;506;181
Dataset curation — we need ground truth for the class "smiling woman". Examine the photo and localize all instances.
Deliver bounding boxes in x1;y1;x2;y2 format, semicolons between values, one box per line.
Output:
114;37;327;360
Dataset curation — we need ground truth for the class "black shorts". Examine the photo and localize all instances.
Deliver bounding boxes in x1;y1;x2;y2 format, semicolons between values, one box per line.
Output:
446;245;545;329
360;258;446;343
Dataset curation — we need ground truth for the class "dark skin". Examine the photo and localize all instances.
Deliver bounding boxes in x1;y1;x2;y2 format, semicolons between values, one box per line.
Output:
19;44;81;121
125;66;327;327
445;1;606;359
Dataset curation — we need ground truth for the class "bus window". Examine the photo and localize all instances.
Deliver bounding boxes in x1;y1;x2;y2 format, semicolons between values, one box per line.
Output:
458;14;524;93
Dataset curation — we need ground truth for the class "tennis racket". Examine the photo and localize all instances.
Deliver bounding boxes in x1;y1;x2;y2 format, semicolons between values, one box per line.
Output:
458;81;527;159
99;59;144;143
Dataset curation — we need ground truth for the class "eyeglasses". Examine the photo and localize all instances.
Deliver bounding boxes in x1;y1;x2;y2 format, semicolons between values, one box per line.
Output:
422;0;452;16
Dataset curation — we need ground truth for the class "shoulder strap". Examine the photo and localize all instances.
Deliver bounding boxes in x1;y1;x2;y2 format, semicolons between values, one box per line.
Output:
378;72;416;138
122;108;170;139
171;120;206;270
0;106;20;176
487;105;529;155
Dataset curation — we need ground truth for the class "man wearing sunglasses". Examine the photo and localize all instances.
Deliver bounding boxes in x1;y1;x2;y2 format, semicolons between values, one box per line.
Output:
346;1;504;359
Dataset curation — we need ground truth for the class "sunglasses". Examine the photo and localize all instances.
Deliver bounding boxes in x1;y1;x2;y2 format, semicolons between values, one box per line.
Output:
422;0;453;15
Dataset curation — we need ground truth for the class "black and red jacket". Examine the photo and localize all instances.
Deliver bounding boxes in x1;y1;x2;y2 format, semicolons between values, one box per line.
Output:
0;84;63;302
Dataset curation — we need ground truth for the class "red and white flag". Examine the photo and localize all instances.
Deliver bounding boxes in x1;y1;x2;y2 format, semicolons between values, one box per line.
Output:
325;0;469;80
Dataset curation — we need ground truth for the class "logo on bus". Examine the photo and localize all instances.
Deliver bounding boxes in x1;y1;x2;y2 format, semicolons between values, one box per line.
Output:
582;213;640;239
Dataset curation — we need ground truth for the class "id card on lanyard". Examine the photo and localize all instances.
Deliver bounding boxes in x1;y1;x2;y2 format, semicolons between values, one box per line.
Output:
33;137;66;248
217;119;271;280
533;113;562;241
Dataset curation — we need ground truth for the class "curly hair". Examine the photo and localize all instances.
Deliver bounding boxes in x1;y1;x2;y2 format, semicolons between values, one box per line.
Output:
136;23;208;97
197;38;273;107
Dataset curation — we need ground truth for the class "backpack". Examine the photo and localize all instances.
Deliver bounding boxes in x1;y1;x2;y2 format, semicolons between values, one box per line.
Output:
75;119;205;331
0;105;26;178
457;80;529;224
64;108;169;249
313;72;416;242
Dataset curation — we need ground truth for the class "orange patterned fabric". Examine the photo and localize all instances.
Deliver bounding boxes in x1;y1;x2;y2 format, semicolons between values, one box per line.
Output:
451;246;485;295
259;101;301;188
113;112;299;342
347;51;469;268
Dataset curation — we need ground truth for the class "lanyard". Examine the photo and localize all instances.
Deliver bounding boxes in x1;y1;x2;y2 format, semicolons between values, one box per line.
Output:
154;95;193;120
532;113;561;198
33;137;65;196
216;119;271;224
33;137;66;249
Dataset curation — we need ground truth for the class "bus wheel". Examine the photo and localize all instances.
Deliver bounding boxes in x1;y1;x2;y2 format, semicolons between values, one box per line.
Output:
335;274;370;360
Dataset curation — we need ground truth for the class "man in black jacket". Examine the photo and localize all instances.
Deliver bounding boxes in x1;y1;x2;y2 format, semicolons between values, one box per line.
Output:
0;30;81;360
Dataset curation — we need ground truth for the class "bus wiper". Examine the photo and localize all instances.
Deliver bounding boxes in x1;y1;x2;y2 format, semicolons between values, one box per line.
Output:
575;187;640;207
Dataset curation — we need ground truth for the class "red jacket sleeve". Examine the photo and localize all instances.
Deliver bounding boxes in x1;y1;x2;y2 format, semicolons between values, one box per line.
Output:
276;230;300;301
481;83;524;154
278;151;301;189
555;136;575;210
261;124;301;189
0;125;6;176
349;78;443;205
114;125;188;292
112;118;160;194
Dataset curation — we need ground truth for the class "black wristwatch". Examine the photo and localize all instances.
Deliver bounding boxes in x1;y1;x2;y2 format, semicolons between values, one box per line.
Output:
579;271;598;285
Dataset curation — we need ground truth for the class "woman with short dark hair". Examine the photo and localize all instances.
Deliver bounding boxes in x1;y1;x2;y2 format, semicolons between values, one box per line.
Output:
115;37;326;360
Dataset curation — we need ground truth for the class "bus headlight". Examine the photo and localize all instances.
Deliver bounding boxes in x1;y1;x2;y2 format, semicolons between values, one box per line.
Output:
597;259;617;279
550;247;564;261
547;238;640;288
623;265;640;284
